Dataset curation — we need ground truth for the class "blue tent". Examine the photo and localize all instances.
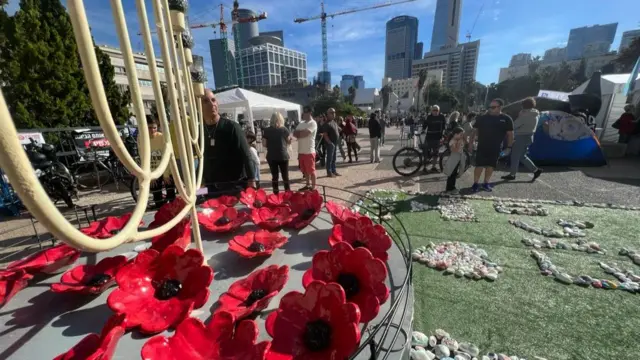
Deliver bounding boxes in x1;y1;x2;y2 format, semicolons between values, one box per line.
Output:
527;111;607;166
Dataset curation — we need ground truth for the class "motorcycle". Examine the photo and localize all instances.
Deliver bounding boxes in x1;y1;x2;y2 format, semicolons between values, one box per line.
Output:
25;138;77;209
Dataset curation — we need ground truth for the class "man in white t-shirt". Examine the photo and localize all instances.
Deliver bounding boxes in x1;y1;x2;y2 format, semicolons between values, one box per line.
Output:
293;105;318;190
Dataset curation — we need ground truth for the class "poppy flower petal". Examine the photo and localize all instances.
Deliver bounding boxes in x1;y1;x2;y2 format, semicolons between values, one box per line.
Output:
202;195;239;209
0;270;32;308
150;219;192;253
7;244;81;275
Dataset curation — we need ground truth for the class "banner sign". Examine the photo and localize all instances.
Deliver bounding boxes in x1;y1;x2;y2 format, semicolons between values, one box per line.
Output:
18;132;46;145
73;130;111;157
538;90;570;102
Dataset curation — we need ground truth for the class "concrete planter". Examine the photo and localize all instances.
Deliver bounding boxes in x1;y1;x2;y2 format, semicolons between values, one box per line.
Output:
170;10;185;32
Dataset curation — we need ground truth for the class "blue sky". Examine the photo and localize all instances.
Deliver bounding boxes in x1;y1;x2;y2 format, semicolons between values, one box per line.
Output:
5;0;639;89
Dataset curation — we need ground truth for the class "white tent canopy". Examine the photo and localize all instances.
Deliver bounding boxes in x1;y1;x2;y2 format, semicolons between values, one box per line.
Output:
215;88;302;133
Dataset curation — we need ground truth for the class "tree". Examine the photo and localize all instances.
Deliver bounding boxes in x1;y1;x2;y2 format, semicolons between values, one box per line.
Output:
331;85;341;99
309;95;365;118
528;56;542;77
380;84;392;112
347;85;356;104
1;0;93;128
615;37;640;72
415;69;427;115
0;0;130;129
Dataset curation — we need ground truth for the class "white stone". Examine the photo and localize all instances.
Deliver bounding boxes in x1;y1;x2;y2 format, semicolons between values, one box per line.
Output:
434;344;450;358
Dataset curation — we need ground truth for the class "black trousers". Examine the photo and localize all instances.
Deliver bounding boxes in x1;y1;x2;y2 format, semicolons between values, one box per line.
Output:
446;164;459;191
347;142;358;162
151;176;176;205
268;160;290;193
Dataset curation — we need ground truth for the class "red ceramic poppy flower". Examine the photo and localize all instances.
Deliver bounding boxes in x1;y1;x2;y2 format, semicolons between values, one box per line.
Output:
53;314;125;360
251;207;297;232
202;195;239;209
302;242;389;322
80;213;139;239
149;197;187;229
0;269;33;308
266;191;294;208
198;206;249;233
287;190;323;230
215;265;289;320
107;245;213;334
240;188;269;209
328;216;392;262
325;201;361;226
150;219;192;253
265;280;361;360
141;311;271;360
228;230;288;259
51;255;129;295
7;244;81;275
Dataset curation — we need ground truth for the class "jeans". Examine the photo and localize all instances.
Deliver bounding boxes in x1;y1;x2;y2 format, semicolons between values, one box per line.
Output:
369;137;380;162
381;131;385;145
268;160;290;193
325;142;337;174
510;134;538;175
347;141;358;162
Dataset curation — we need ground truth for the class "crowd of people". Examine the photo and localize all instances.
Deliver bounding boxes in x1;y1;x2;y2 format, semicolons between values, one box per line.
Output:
145;88;607;205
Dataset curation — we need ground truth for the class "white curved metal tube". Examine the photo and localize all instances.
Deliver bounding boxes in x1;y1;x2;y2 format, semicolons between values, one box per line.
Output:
0;0;204;252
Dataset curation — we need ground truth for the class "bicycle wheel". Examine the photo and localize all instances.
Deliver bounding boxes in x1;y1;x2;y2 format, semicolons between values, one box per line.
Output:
73;162;112;190
392;147;423;177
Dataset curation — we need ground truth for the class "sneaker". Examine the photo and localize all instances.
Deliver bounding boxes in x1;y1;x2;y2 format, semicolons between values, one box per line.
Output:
326;173;335;178
501;174;516;180
533;169;543;181
471;183;480;192
447;188;459;195
333;172;342;176
482;183;493;192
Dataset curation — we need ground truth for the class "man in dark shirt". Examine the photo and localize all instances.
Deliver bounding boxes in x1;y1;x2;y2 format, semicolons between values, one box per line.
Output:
320;108;341;177
468;98;514;192
201;89;255;197
368;112;382;163
421;105;447;172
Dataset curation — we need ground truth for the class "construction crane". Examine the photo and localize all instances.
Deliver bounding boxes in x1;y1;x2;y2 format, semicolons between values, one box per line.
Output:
465;1;485;42
139;2;266;87
294;0;417;77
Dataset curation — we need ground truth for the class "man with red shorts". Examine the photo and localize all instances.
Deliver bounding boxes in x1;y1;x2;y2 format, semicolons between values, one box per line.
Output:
294;106;318;191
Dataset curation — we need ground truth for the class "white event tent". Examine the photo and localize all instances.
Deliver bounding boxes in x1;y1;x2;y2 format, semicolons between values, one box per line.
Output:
215;88;302;133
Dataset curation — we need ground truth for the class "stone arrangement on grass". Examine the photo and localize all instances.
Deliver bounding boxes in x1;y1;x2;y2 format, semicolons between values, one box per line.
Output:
410;329;541;360
521;237;606;255
408;198;477;222
411;242;502;281
493;201;548;216
530;250;640;293
509;219;587;238
618;247;640;266
439;193;640;211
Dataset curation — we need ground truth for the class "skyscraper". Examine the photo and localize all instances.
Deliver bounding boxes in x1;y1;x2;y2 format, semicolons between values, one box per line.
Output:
340;75;355;96
430;0;462;52
384;16;419;80
209;38;237;89
566;23;618;60
233;9;260;50
620;30;640;52
354;75;365;89
509;53;532;67
414;42;424;60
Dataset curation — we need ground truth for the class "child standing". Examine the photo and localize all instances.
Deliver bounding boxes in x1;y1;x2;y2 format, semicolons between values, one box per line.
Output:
443;127;466;194
246;131;261;187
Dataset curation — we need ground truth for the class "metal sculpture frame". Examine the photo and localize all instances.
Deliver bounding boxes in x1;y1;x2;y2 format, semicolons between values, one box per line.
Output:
0;0;204;253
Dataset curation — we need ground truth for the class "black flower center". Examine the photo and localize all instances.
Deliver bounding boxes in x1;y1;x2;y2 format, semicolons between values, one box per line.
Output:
244;289;267;306
155;279;182;300
352;240;367;249
253;200;263;208
303;320;333;352
110;229;120;235
86;273;112;287
336;273;360;299
247;242;266;252
300;208;315;220
215;216;231;226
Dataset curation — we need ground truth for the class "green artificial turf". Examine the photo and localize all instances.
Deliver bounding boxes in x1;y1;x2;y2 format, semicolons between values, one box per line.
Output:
370;194;640;360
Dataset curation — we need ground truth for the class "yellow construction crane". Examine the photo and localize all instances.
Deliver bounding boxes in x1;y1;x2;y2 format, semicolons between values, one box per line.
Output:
294;0;418;77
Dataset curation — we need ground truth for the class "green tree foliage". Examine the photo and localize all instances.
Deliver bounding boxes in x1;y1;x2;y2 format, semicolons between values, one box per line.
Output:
0;0;130;129
309;95;365;118
422;81;459;112
615;37;640;72
415;69;427;114
380;84;392;111
347;85;356;104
